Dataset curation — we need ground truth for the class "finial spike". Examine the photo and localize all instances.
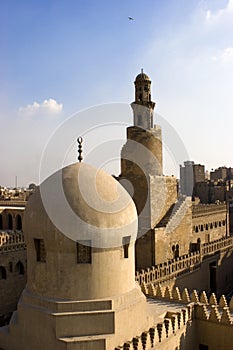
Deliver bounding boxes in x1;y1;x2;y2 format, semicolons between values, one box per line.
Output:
141;68;143;74
77;137;83;163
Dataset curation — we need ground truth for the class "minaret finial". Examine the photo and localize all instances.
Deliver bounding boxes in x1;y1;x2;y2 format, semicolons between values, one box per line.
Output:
77;137;83;163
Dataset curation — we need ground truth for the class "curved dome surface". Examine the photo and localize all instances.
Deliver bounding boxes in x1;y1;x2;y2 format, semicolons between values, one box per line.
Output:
135;72;150;81
24;162;138;248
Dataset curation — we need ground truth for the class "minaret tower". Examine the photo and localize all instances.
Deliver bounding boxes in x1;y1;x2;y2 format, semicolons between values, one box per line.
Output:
119;71;178;269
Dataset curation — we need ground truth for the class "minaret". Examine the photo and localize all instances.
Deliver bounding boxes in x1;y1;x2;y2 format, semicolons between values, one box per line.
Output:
131;68;156;129
119;71;178;270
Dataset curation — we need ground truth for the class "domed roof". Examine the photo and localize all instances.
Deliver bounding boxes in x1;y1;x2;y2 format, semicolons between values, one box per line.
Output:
135;70;150;82
24;162;137;248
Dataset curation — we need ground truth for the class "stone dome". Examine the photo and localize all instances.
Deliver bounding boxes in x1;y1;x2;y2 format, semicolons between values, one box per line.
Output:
24;162;138;249
23;162;138;300
135;71;150;82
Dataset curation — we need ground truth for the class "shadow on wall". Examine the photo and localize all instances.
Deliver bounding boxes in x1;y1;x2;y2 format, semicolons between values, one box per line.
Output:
179;321;197;350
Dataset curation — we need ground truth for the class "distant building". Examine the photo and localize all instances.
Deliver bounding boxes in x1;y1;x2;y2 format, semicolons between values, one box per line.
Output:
180;161;205;197
210;166;228;181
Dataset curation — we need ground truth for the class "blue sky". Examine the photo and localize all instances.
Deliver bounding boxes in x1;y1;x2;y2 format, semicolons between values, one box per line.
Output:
1;0;233;186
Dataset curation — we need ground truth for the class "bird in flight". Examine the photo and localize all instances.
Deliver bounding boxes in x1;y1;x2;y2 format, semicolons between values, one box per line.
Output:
128;17;134;20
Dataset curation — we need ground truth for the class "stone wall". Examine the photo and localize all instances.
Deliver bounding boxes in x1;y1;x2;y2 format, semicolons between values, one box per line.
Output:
149;176;178;230
115;301;194;350
128;285;233;350
0;232;27;320
192;203;228;243
115;286;233;350
0;208;24;231
154;202;192;264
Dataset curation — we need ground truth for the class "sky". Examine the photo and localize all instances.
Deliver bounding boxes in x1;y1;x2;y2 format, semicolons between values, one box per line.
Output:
1;0;233;187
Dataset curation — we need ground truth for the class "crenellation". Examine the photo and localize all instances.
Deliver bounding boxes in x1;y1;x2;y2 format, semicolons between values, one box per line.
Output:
219;295;228;308
209;305;221;322
155;284;163;298
200;291;208;304
220;307;232;325
209;293;218;305
182;288;191;303
141;331;147;349
173;287;182;301
157;322;163;342
191;289;199;303
132;336;140;350
135;236;233;289
176;311;181;329
147;283;156;296
164;286;172;300
148;327;155;347
182;308;188;325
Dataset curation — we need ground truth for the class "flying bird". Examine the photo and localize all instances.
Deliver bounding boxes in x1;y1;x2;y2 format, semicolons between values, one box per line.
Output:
128;17;134;20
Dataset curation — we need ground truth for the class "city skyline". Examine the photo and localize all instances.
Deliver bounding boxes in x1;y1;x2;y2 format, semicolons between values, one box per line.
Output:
1;0;233;186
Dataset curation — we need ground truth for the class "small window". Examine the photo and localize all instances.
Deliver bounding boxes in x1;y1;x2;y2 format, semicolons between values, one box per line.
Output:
0;266;7;279
15;261;24;275
8;214;13;230
122;236;131;258
34;239;46;262
16;215;22;230
77;240;92;264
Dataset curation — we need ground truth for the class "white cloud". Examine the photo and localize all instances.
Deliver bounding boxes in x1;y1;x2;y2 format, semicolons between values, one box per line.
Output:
211;47;233;63
205;0;233;22
19;98;63;117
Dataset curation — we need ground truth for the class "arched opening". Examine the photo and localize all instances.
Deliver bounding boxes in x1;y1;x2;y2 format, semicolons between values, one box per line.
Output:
7;214;13;230
175;244;179;258
16;214;22;230
0;214;2;229
0;266;7;279
15;261;24;275
172;245;176;259
195;226;199;233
